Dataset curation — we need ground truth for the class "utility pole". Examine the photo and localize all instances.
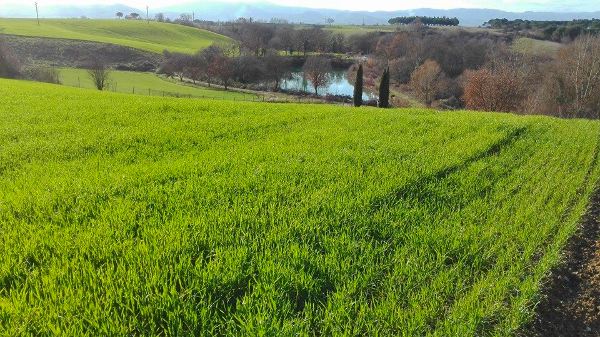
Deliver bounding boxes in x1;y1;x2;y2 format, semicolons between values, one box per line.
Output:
35;2;40;26
192;12;195;21
146;5;149;24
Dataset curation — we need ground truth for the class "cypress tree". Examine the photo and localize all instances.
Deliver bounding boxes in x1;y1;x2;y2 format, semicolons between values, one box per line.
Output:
378;67;390;108
353;64;363;107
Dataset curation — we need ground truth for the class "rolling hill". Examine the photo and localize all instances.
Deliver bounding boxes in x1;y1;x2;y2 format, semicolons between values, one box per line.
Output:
0;18;232;54
1;78;599;335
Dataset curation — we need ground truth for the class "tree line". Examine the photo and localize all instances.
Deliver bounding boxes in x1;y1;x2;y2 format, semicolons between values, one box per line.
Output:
158;45;362;100
388;16;459;26
196;19;384;55
158;46;292;92
485;19;600;42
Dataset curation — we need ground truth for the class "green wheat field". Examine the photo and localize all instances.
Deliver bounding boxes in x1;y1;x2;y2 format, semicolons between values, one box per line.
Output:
1;79;599;335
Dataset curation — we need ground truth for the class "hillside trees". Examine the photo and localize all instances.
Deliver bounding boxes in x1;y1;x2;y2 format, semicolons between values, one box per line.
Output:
303;56;332;95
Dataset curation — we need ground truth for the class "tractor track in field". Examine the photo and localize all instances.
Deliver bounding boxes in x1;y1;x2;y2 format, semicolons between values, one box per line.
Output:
369;126;528;214
527;189;600;336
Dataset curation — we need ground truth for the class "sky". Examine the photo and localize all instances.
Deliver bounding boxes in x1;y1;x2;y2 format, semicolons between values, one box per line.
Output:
3;0;599;12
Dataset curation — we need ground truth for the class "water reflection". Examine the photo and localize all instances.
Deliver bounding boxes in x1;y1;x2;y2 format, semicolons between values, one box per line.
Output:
280;70;375;100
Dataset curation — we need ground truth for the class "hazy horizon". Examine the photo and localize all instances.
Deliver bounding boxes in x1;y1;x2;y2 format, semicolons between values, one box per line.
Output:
3;0;599;13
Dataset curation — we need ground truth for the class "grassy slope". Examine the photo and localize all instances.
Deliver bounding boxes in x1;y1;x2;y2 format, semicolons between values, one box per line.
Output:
512;37;563;58
59;68;256;100
320;24;499;36
322;24;397;35
0;18;231;54
1;79;599;336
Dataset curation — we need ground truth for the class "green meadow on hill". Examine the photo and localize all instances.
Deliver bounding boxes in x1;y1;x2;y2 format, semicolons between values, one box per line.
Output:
58;68;256;100
1;79;599;335
0;18;232;54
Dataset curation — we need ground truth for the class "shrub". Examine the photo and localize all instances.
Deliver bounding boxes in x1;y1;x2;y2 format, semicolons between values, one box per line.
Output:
22;65;61;84
0;39;20;79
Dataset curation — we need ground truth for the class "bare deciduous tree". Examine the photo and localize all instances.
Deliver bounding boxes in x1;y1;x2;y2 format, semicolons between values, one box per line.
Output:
559;35;600;117
410;59;444;106
525;35;600;118
199;44;226;87
171;53;190;82
264;51;290;91
211;55;234;90
463;65;526;112
184;55;204;84
87;59;110;91
303;56;331;95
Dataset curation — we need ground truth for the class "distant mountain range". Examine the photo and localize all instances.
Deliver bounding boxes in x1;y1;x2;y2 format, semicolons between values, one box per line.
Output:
2;2;600;27
1;4;142;20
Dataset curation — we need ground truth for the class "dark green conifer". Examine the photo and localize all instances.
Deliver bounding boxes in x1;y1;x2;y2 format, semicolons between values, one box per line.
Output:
353;64;363;107
378;67;390;108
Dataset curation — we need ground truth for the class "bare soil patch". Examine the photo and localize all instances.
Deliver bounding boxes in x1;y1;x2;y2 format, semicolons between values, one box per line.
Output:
528;191;600;336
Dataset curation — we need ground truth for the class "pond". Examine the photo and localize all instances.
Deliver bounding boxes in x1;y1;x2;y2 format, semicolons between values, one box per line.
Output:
280;69;375;100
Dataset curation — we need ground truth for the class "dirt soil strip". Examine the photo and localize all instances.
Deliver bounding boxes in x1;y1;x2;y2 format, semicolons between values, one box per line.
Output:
527;191;600;336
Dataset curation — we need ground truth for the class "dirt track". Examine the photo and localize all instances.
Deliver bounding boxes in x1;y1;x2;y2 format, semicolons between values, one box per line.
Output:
528;191;600;336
